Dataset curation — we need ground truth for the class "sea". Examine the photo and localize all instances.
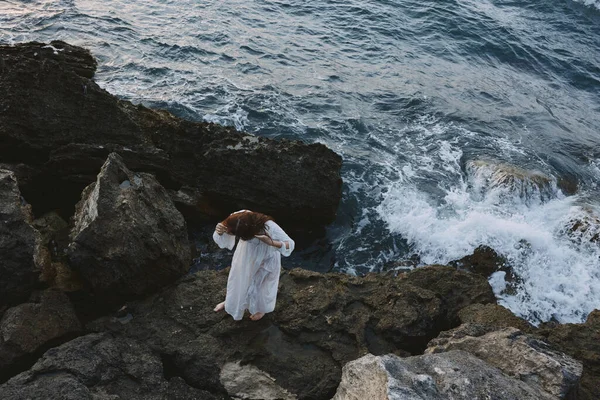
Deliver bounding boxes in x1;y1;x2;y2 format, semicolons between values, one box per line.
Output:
2;0;599;324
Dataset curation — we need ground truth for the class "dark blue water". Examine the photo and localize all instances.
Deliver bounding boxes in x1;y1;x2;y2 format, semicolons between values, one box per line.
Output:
2;0;600;323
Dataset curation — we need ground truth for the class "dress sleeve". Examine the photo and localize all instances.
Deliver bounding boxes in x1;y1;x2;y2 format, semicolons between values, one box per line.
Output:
266;221;295;257
213;229;236;250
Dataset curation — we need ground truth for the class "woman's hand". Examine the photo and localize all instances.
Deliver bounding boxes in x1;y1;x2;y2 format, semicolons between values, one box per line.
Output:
255;235;281;248
215;222;227;235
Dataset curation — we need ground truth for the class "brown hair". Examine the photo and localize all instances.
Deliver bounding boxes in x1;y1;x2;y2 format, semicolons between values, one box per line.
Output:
222;211;273;241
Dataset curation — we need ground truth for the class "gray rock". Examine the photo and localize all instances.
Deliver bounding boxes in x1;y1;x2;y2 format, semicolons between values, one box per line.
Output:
333;351;556;400
68;153;191;302
220;361;297;400
427;326;582;398
0;290;81;374
0;332;223;400
0;170;43;311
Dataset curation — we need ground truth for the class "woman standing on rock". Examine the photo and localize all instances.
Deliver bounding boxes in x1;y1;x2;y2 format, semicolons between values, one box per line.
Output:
213;210;295;321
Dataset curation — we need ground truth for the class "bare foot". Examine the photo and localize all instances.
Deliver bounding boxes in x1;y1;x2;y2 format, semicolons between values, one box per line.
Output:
213;302;225;312
250;312;265;321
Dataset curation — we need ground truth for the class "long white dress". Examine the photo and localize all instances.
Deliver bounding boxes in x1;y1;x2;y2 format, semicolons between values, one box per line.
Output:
212;211;295;320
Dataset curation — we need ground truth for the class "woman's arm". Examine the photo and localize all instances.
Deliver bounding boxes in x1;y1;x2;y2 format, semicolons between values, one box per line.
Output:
213;222;236;250
259;221;295;257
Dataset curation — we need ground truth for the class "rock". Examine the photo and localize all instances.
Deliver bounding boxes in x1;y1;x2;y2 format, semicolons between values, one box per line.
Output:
0;41;342;230
333;351;556;400
537;309;600;400
458;303;535;333
68;153;191;303
563;207;600;246
400;265;497;328
0;332;223;400
0;170;43;311
84;266;495;399
220;361;297;400
466;159;557;203
449;245;506;277
0;290;81;380
426;327;582;398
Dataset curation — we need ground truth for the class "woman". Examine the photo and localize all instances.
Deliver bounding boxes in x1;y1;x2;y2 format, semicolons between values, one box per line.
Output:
213;210;294;321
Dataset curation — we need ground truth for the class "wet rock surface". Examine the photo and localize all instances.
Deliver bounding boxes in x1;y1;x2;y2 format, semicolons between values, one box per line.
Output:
333;351;556;400
68;153;191;303
0;41;342;230
0;170;42;311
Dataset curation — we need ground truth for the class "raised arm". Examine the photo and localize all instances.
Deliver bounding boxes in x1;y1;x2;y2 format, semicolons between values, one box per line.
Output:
213;222;235;250
265;220;295;257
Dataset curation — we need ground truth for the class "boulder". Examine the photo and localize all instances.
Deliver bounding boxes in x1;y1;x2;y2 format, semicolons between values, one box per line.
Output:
0;170;43;311
220;361;297;400
0;290;81;380
332;352;556;400
0;333;223;400
426;326;582;398
449;245;506;277
458;303;534;333
538;309;600;400
68;153;191;302
0;41;342;230
84;266;496;399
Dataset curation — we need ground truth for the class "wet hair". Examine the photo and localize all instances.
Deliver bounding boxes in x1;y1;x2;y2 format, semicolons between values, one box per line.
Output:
222;211;273;241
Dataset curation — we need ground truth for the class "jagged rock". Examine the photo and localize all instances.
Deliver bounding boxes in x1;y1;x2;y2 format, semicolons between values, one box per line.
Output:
458;303;534;333
0;333;223;400
0;290;81;380
399;265;497;328
0;41;342;230
68;153;191;302
0;170;43;311
538;309;600;400
449;245;507;277
220;361;297;400
84;266;495;399
426;326;582;398
332;352;556;400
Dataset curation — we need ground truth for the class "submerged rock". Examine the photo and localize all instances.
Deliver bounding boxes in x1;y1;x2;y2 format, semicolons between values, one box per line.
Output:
332;351;556;400
426;326;582;398
0;170;44;311
449;245;506;277
0;41;342;230
0;290;81;380
68;153;191;302
0;333;221;400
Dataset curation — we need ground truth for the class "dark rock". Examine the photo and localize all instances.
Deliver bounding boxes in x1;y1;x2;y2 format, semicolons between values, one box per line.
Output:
0;170;43;311
400;265;497;328
449;245;506;277
333;351;556;400
68;153;191;303
0;290;81;382
84;265;496;399
426;326;582;398
458;303;535;333
0;41;342;230
0;333;224;400
537;309;600;400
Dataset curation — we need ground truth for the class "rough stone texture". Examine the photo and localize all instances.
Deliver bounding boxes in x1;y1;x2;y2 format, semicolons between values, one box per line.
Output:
426;326;582;398
538;309;600;400
220;361;297;400
399;265;497;329
0;170;42;311
68;153;191;302
449;245;507;277
83;266;494;400
0;333;223;400
333;352;556;400
0;41;342;230
458;303;535;333
0;290;81;379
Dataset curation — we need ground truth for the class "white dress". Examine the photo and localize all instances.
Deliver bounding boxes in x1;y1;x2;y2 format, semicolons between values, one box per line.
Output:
212;211;295;320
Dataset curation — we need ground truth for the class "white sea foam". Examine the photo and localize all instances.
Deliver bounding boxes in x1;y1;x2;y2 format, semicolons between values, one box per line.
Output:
572;0;600;10
371;120;600;324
